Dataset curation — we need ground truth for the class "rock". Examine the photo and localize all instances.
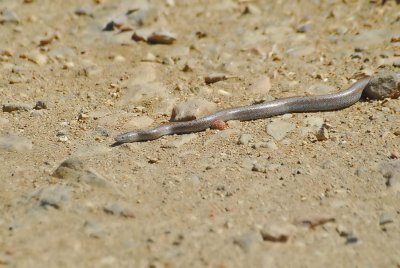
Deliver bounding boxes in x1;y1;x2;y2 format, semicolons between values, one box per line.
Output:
247;75;271;94
379;213;394;225
314;125;329;141
52;157;114;189
0;135;33;152
204;73;229;84
30;186;71;209
147;31;176;45
266;120;295;141
233;232;262;252
260;223;295;242
238;133;253;145
34;100;47;110
83;61;101;77
83;220;104;238
321;160;337;169
296;23;313;33
2;102;32;112
378;160;400;191
0;8;19;24
364;73;400;100
300;116;324;136
103;203;135;218
171;98;217;121
74;6;93;16
307;84;336;95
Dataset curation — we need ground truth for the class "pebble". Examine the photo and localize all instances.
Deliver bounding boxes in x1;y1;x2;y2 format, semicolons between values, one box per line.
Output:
260;223;294;242
103;203;135;218
74;6;93;16
171;98;217;121
336;225;358;244
364;73;400;100
238;133;253;145
233;232;262;252
251;141;277;150
204;73;229;84
34;100;47;110
2;102;32;112
307;84;336;95
321;160;337;169
314;125;329;141
379;213;394;225
83;62;101;77
52;157;114;189
83;220;104;238
247;75;271;94
300;116;324;136
30;186;71;210
266;120;295;141
296;23;313;33
0;8;19;24
147;31;177;45
378;160;400;191
0;135;33;152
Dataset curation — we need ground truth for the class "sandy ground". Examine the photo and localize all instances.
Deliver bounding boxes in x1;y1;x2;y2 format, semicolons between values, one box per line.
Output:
1;0;400;267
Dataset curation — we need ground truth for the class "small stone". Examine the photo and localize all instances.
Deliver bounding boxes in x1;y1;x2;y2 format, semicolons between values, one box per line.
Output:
83;62;101;77
84;220;104;238
2;102;32;112
315;126;329;141
74;6;93;16
0;135;33;152
34;100;47;110
345;233;359;244
147;31;176;45
204;73;228;84
0;9;19;24
260;223;294;242
391;151;400;159
266;120;295;141
104;203;135;218
30;186;70;209
233;232;262;252
171;98;217;121
52;157;114;189
247;75;271;94
364;73;400;99
296;23;313;33
26;52;48;66
238;133;253;145
379;213;394;225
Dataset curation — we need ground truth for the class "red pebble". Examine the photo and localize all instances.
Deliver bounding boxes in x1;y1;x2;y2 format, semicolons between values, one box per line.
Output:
211;120;226;130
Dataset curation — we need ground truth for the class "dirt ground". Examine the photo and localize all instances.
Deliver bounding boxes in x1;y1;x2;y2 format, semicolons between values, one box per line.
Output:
1;0;400;267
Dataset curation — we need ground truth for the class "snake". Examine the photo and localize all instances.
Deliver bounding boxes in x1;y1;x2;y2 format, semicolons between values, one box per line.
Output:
113;76;379;145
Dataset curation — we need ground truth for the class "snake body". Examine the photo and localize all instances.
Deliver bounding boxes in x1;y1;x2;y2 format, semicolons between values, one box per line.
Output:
114;77;371;144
